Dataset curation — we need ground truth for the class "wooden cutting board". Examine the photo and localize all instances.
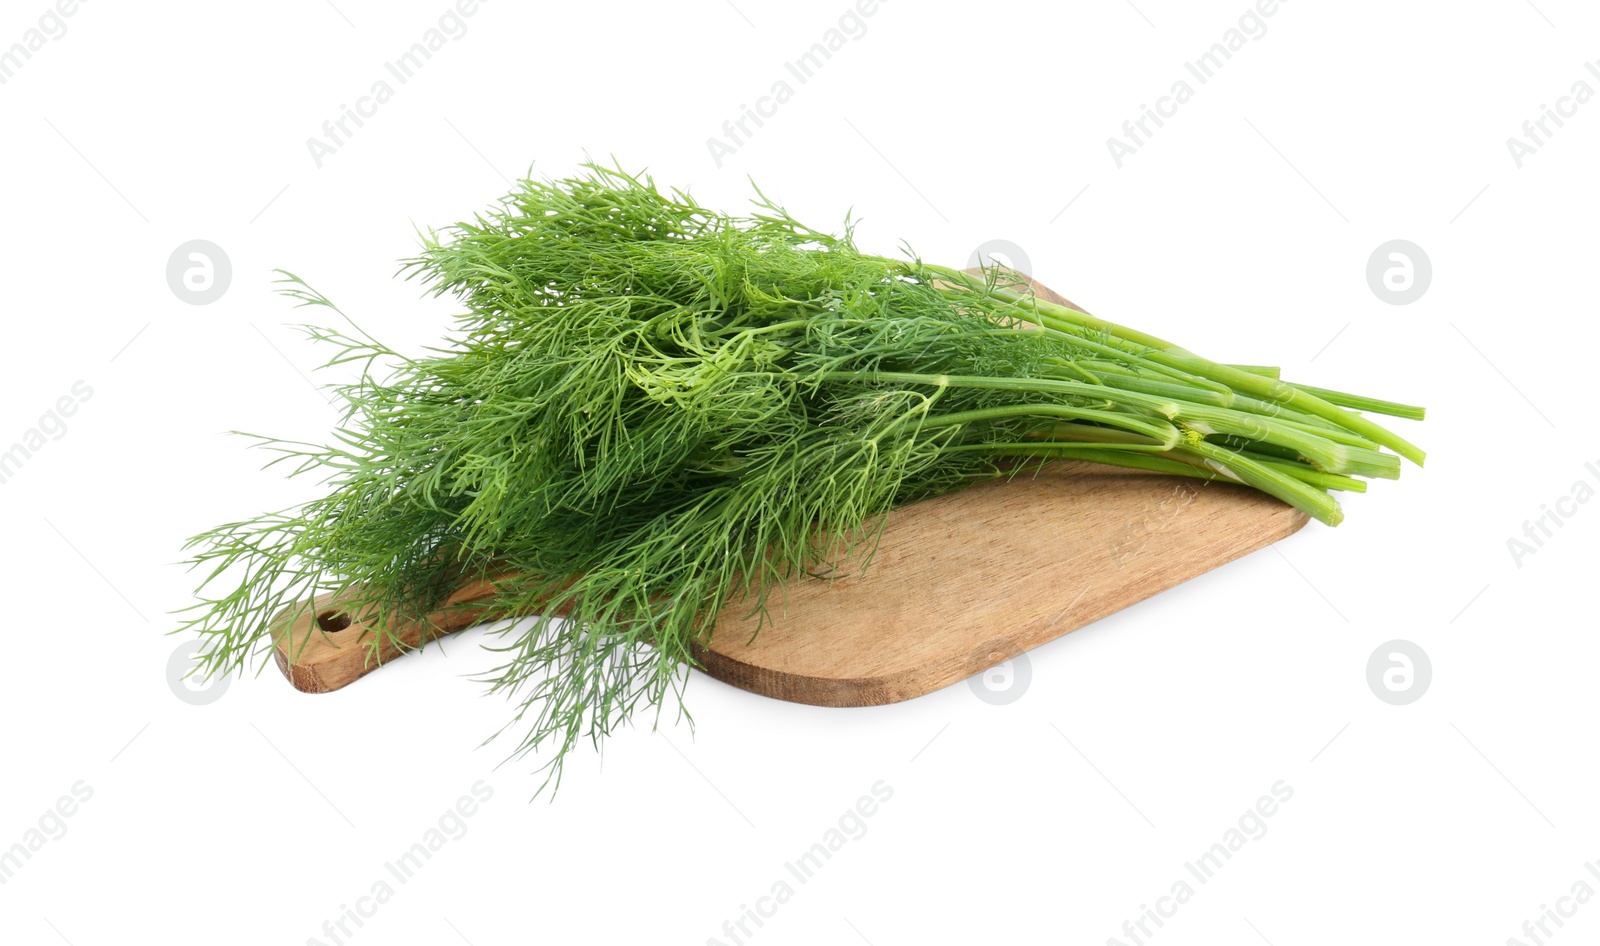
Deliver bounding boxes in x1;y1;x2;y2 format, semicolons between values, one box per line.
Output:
271;275;1311;705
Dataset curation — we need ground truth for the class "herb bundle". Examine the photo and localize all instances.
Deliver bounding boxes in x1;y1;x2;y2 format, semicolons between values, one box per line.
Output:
181;163;1424;787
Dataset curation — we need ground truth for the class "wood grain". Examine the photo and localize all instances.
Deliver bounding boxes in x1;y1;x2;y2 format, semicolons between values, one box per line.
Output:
270;272;1310;704
690;461;1305;705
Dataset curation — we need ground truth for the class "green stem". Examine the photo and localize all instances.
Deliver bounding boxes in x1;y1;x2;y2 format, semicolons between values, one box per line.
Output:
822;370;1182;417
921;264;1427;466
986;447;1234;482
917;403;1182;447
1288;383;1427;421
1186;440;1343;525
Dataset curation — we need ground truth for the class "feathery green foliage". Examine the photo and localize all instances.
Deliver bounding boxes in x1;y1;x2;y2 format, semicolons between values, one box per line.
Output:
178;163;1424;790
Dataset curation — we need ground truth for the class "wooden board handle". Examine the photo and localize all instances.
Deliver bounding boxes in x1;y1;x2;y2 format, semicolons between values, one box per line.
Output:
271;577;507;693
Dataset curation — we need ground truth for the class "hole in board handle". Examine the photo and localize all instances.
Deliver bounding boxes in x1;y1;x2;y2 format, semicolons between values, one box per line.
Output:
317;610;352;633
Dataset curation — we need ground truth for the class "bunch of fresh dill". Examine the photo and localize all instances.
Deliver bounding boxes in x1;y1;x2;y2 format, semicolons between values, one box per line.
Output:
180;163;1424;788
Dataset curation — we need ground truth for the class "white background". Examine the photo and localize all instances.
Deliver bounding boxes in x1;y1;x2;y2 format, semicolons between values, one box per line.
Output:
1;1;1595;943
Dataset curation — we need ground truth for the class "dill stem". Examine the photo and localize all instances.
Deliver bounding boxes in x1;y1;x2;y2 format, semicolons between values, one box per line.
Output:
826;369;1385;477
1073;368;1379;448
821;370;1179;415
922;264;1426;466
914;403;1182;448
1185;439;1343;525
1288;382;1427;420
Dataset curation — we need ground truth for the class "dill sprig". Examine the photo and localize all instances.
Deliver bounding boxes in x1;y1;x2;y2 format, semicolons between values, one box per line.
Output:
178;162;1424;790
